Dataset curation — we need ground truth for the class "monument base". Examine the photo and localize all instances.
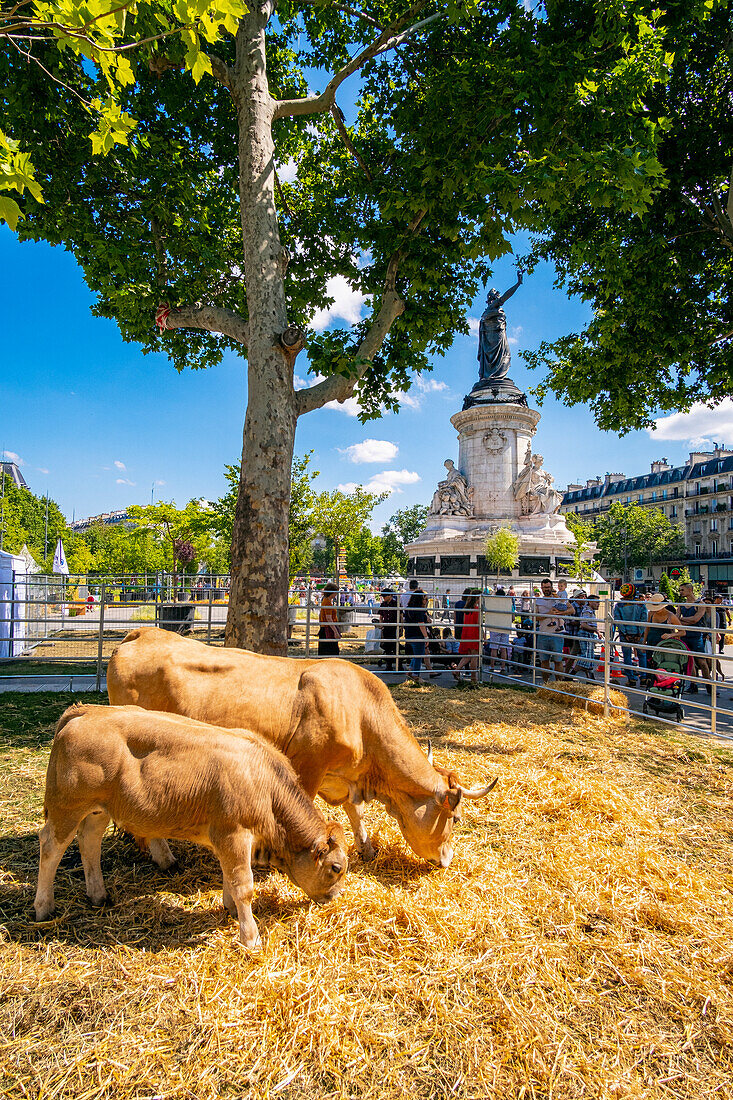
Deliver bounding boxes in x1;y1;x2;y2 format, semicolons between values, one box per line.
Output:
406;395;595;587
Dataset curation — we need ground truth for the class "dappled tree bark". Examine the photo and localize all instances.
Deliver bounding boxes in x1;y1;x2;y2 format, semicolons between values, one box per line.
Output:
223;4;296;653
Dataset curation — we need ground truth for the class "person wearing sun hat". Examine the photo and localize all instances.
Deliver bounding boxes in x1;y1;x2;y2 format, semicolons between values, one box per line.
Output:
642;592;686;669
614;583;648;686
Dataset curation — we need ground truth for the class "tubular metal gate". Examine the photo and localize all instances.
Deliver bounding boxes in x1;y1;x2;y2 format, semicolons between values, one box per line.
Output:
1;575;731;743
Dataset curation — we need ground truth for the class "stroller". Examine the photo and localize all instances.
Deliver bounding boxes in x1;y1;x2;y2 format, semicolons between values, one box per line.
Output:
641;639;689;722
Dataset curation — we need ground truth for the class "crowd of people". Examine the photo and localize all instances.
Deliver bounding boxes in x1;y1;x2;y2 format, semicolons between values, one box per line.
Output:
302;576;732;695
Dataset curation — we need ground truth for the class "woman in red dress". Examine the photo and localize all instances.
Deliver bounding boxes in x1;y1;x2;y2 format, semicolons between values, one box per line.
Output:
453;592;480;684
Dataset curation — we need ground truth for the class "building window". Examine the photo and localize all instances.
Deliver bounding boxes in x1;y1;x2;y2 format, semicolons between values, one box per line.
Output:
712;519;718;532
695;544;701;557
711;540;718;556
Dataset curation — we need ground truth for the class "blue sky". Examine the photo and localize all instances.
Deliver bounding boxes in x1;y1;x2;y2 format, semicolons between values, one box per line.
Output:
2;224;727;533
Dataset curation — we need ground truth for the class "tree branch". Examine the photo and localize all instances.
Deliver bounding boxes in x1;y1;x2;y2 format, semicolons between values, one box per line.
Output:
209;52;233;91
273;1;437;120
330;103;373;180
337;6;384;29
295;252;406;416
161;303;249;345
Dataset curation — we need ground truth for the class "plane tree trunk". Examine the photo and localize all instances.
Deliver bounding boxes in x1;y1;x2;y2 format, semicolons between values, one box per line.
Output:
224;3;297;655
164;3;408;655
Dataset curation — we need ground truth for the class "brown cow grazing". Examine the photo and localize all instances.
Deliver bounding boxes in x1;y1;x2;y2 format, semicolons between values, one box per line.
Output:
107;628;497;869
35;704;348;948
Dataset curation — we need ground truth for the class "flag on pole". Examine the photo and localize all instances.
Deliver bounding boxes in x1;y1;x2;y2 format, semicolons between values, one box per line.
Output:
53;538;69;575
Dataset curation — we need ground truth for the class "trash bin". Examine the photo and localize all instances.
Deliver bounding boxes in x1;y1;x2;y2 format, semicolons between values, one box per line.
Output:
157;603;196;634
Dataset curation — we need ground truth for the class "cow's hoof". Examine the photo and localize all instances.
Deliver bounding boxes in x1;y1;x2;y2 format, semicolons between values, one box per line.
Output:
34;907;55;922
158;858;178;873
239;932;262;951
358;842;377;862
87;892;109;908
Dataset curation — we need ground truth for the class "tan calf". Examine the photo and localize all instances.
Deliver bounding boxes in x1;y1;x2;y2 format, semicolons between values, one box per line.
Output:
35;705;348;947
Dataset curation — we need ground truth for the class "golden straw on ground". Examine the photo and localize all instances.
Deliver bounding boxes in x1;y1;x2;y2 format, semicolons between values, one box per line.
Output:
1;685;732;1099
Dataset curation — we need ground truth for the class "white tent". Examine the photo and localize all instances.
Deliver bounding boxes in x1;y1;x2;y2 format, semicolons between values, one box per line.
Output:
18;544;41;574
0;549;29;658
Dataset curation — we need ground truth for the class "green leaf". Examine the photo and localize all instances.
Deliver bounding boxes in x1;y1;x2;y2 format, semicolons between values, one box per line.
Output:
0;196;23;230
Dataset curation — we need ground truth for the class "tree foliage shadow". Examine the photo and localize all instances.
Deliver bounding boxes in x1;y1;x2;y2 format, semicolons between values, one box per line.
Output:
0;830;309;952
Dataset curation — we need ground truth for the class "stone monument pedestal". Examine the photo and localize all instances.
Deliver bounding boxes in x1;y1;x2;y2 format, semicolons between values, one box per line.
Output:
406;392;591;585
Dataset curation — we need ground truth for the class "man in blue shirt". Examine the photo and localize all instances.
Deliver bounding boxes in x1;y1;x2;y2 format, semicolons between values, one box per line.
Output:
614;583;648;686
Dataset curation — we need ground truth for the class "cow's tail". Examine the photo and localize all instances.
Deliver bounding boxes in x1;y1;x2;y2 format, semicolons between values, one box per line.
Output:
53;702;88;740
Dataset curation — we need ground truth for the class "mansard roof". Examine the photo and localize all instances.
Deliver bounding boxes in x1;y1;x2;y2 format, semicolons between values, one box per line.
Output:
562;454;733;506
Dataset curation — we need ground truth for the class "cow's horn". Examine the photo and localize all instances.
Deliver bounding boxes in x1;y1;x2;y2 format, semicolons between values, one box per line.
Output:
458;776;498;799
426;740;433;765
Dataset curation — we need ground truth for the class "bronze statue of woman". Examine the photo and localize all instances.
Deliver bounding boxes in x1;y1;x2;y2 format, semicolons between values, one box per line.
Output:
477;270;523;382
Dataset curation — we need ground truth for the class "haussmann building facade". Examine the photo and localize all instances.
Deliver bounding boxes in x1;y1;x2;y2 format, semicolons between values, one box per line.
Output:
559;445;733;592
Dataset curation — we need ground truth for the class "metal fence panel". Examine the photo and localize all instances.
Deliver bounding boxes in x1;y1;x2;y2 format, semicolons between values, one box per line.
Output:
2;574;732;743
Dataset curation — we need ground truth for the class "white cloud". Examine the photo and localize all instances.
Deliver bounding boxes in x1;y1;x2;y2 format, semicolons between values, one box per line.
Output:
338;469;421;497
467;317;480;336
310;275;366;331
155;479;166;487
277;159;298;184
508;325;523;347
116;478;136;486
397;377;450;410
648;399;733;447
37;467;49;475
339;439;398;464
325;395;361;416
114;459;126;471
2;450;23;465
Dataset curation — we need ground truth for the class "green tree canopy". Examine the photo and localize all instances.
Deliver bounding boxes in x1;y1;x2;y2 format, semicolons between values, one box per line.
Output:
483;525;519;580
0;477;89;571
344;527;385;577
311;486;387;576
127;499;214;586
3;0;693;651
380;503;428;573
524;2;733;432
0;0;246;227
572;501;687;577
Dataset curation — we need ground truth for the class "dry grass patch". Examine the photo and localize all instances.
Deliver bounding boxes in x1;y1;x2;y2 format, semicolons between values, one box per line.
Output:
1;687;732;1099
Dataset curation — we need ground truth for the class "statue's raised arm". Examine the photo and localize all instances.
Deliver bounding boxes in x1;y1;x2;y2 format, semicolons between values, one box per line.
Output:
496;268;523;307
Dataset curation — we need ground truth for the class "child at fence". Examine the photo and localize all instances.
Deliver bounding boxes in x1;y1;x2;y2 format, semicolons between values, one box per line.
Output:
571;596;598;680
318;582;340;657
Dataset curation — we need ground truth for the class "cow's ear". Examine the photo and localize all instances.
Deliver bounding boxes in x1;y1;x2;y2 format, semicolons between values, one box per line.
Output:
311;838;329;861
444;787;462;812
326;821;346;851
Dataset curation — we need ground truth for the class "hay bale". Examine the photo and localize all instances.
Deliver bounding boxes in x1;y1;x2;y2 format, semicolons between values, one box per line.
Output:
536;680;629;718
